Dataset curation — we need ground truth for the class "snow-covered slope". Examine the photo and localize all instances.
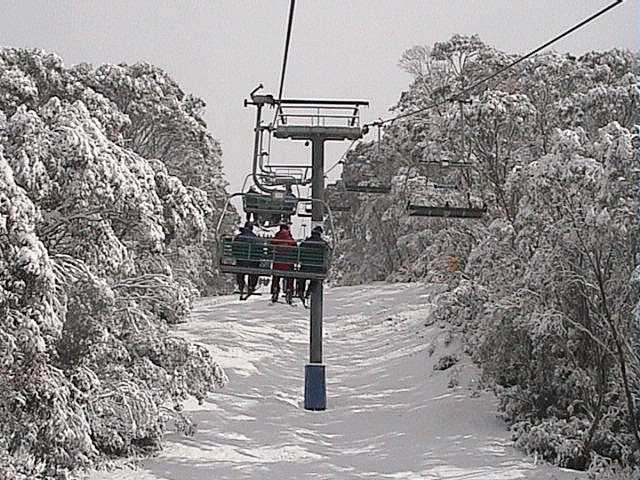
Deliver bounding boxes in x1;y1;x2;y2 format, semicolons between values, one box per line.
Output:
88;283;582;480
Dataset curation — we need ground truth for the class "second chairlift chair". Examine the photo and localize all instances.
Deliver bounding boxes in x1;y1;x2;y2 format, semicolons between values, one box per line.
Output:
407;96;486;219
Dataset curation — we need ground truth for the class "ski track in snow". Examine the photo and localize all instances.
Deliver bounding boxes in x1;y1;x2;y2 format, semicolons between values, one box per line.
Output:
87;282;583;480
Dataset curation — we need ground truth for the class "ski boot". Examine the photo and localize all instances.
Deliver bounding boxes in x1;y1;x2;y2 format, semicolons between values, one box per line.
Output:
285;288;293;305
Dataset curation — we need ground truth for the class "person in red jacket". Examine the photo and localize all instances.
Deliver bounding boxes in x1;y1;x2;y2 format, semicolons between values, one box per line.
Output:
271;223;297;303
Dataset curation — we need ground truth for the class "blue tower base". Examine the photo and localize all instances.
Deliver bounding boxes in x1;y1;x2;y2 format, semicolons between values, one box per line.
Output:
304;363;326;411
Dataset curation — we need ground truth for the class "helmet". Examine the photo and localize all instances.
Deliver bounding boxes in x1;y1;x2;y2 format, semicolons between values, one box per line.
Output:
243;221;254;231
312;226;323;234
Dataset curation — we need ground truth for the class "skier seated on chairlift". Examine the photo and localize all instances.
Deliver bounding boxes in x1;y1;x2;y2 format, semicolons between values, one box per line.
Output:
296;225;329;305
270;222;297;304
233;221;261;300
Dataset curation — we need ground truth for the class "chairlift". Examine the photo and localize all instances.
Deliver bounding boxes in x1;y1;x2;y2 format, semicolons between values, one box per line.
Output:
408;91;485;219
343;183;391;194
225;91;356;281
301;204;349;218
343;123;391;194
243;187;298;228
419;159;474;169
419;95;476;170
406;201;486;219
258;172;308;187
327;204;350;212
342;159;391;193
341;159;391;193
215;193;336;281
256;128;311;186
429;182;458;191
342;154;391;194
218;236;329;280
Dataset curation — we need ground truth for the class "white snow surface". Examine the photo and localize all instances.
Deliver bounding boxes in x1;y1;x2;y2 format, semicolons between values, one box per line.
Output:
87;282;582;480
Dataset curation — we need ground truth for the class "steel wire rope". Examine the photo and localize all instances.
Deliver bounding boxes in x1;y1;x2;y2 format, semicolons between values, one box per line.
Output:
264;0;305;180
273;0;296;126
363;0;624;129
324;138;359;177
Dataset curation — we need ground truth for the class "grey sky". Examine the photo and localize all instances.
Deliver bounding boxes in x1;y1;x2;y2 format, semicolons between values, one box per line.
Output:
1;0;637;200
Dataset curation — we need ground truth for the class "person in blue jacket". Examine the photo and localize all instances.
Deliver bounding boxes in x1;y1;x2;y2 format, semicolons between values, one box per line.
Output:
232;221;261;299
296;226;328;304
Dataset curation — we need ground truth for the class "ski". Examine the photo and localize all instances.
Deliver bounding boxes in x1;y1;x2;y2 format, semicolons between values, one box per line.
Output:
240;290;262;301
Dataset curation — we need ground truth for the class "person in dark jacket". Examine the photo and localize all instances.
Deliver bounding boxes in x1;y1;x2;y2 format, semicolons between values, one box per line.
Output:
296;225;329;302
233;221;261;299
270;223;297;303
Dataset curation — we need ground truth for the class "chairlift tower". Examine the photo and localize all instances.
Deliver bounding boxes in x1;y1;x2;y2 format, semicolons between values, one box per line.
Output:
273;98;368;410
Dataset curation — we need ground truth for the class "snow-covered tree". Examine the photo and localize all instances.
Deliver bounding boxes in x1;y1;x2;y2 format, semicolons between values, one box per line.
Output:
0;48;230;477
334;38;639;468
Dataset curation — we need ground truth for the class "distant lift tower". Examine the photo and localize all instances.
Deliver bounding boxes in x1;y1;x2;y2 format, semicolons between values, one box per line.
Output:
274;98;368;410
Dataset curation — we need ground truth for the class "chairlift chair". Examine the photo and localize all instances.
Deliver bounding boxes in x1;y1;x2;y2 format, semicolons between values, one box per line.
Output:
215;193;337;281
343;183;391;194
407;172;485;219
341;171;391;193
409;98;484;218
218;236;329;280
258;173;306;187
430;182;458;191
301;204;349;218
419;160;474;169
243;188;298;227
327;204;350;212
406;201;486;219
341;161;391;194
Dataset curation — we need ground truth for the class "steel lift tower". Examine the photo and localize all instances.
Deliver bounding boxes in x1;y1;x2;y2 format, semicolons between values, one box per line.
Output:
273;98;368;410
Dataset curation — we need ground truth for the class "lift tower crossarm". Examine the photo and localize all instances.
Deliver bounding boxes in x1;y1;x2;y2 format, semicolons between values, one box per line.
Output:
274;98;368;139
277;98;369;106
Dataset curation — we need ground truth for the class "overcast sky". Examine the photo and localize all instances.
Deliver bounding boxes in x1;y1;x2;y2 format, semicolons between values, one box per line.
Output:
1;0;637;201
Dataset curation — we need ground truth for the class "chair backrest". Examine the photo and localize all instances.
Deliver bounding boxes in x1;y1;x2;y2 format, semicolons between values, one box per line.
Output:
228;237;271;261
221;236;328;272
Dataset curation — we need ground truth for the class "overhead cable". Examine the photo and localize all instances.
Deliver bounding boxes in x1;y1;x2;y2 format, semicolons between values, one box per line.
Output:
365;0;624;128
274;0;296;124
325;138;359;177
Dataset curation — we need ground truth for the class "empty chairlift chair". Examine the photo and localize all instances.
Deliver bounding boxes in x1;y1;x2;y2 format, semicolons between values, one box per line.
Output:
243;188;298;227
298;184;351;218
342;162;391;194
406;201;486;219
323;183;351;211
342;182;391;194
342;164;391;194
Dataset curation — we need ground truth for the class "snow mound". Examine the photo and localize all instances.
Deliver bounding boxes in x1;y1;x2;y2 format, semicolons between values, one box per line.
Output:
87;283;583;480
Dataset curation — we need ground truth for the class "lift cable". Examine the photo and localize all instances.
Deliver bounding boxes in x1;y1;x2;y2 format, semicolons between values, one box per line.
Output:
273;0;296;125
364;0;623;129
325;138;359;177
